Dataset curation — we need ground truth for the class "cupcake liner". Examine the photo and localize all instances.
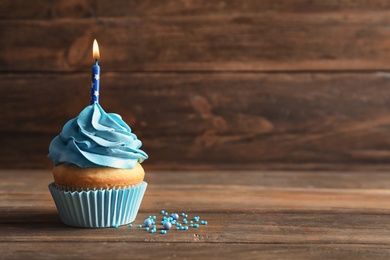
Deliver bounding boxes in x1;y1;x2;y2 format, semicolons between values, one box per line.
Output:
48;181;147;228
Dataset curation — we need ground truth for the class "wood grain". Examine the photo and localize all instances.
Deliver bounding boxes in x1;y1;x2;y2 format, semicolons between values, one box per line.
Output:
2;171;390;214
2;72;390;170
2;1;390;71
2;212;390;244
1;243;389;260
4;0;390;19
2;0;390;170
0;170;390;259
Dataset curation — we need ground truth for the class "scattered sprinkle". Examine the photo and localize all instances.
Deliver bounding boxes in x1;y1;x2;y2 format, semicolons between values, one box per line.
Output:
132;211;207;234
114;224;118;229
144;218;152;227
163;221;172;230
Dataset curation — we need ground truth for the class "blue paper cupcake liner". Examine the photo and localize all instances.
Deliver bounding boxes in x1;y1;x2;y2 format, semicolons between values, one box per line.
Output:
48;181;147;228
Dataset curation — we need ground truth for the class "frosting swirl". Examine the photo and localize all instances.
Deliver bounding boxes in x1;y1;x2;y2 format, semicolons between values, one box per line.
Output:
48;103;148;168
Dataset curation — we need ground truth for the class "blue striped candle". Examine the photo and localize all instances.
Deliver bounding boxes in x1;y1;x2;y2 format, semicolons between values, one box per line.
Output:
91;39;100;104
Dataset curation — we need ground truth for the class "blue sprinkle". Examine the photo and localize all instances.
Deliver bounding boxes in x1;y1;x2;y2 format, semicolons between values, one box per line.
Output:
150;230;155;233
152;216;157;220
184;226;189;230
145;227;150;231
168;217;173;221
165;212;169;216
163;221;172;230
176;227;180;230
171;213;179;220
114;224;118;229
161;210;165;214
190;221;193;224
194;224;199;228
190;224;193;227
144;218;152;227
128;223;133;227
181;213;186;216
204;221;208;225
160;230;167;234
180;226;185;230
138;224;142;228
185;214;188;218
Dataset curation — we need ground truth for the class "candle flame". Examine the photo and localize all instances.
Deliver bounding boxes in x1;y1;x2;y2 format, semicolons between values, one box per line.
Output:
93;39;100;60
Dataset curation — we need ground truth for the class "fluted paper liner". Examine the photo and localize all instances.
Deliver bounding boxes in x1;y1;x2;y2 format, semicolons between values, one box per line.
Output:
48;181;147;228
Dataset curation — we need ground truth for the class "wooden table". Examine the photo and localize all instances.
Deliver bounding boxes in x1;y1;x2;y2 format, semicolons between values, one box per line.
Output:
1;170;390;259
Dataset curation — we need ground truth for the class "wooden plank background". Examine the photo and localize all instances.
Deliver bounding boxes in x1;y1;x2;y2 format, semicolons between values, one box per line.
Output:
2;0;390;170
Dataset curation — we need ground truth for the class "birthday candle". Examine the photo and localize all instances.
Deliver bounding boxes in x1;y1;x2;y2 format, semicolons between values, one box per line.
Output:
91;39;100;104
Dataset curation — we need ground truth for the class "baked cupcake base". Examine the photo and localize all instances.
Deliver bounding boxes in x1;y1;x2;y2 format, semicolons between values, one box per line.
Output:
52;163;145;191
48;181;147;228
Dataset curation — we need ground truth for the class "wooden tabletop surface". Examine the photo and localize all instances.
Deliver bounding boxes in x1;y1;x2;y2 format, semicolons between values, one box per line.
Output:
1;170;390;259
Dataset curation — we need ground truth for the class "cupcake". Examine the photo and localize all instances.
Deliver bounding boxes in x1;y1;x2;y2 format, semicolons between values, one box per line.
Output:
48;103;148;228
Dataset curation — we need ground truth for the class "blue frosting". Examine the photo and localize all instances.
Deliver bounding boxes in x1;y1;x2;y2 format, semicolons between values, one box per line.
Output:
48;103;148;168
